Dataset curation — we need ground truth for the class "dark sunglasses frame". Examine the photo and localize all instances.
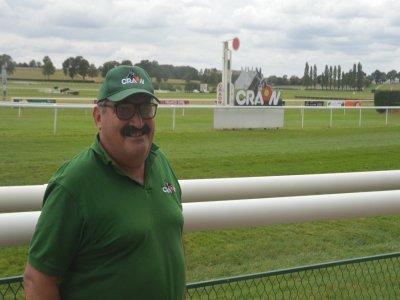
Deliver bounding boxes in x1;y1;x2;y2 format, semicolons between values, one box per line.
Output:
99;101;158;120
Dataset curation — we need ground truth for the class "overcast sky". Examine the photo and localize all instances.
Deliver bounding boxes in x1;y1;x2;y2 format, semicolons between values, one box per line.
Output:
1;0;400;77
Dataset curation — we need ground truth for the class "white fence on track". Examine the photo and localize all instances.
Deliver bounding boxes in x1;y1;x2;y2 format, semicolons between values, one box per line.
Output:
1;101;400;133
1;170;400;247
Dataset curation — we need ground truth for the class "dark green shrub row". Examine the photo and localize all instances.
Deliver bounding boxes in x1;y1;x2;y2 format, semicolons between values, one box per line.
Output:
374;91;400;113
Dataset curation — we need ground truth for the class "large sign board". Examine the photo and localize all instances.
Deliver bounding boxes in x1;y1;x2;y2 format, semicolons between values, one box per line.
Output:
214;68;285;129
235;85;282;106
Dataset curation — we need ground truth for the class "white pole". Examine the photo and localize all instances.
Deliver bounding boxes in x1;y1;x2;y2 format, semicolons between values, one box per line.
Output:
222;41;230;106
180;170;400;202
2;171;400;212
0;211;40;246
183;190;400;232
0;185;47;212
386;108;388;125
2;190;400;246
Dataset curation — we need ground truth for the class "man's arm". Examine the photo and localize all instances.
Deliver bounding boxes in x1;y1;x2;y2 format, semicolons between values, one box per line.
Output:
24;262;60;300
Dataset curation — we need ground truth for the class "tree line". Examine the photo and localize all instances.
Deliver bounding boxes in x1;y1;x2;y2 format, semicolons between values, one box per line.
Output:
1;54;399;90
0;54;223;91
301;62;400;91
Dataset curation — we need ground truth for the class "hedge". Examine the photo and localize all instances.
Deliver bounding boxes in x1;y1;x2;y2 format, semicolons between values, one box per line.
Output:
374;90;400;113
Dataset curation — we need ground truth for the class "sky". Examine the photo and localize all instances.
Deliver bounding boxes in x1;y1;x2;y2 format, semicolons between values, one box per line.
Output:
1;0;400;77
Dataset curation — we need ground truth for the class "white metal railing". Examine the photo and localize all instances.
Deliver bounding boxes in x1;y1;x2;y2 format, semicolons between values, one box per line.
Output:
1;171;399;247
1;102;400;132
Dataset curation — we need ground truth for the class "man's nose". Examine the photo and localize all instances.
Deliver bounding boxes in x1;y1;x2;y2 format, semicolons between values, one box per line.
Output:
128;108;144;126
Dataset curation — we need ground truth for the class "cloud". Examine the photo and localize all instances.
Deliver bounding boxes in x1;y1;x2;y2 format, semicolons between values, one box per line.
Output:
1;0;400;76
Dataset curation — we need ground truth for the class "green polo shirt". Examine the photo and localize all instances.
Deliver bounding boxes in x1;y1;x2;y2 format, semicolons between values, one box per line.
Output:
28;136;185;300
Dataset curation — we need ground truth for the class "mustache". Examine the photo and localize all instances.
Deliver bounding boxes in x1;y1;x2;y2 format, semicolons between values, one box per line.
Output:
120;124;151;137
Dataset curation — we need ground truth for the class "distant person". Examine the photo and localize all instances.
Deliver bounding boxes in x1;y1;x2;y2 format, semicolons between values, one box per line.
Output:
23;65;186;299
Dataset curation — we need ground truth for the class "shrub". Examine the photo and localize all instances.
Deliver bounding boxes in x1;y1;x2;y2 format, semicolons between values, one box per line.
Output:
374;91;400;113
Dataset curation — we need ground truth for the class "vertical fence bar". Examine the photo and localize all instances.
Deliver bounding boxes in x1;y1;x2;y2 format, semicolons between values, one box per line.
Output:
386;108;388;125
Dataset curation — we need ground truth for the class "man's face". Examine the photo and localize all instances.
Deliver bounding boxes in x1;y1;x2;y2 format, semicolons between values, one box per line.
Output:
93;94;157;170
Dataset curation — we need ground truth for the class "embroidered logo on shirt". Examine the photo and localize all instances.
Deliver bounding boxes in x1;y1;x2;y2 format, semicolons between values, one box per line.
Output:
162;182;176;194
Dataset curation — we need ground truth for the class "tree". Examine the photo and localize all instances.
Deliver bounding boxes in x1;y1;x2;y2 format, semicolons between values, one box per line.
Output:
175;66;199;81
135;60;160;77
329;66;333;90
371;69;385;84
0;54;16;74
76;56;90;80
29;60;37;67
333;66;337;90
356;62;363;91
341;71;345;90
289;75;301;85
101;61;120;77
87;64;99;78
387;69;397;84
352;64;357;90
323;65;329;90
121;60;133;66
313;65;317;89
337;65;341;90
303;62;310;88
200;68;221;85
62;57;79;80
42;56;55;80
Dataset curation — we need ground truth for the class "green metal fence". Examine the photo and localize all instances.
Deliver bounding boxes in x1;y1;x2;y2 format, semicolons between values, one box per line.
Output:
1;252;399;299
0;276;24;300
186;252;400;299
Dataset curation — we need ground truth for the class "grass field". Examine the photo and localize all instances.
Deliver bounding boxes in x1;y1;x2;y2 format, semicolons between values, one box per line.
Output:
1;79;400;283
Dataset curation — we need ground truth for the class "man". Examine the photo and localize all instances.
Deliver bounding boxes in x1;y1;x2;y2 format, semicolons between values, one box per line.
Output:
23;65;186;299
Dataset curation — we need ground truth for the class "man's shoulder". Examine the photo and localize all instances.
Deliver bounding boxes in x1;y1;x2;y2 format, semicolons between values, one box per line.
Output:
50;147;98;185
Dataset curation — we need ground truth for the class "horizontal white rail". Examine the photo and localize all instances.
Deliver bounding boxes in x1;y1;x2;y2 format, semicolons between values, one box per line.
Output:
1;190;400;247
0;212;40;247
2;102;399;132
11;97;216;103
1;102;400;110
181;170;400;202
183;190;400;232
1;171;400;213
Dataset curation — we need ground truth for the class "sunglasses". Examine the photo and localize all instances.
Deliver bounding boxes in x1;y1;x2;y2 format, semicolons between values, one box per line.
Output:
99;101;158;120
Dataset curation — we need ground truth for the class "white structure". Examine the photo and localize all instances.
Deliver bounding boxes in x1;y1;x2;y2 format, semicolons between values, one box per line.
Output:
214;106;284;129
1;171;400;247
216;45;285;129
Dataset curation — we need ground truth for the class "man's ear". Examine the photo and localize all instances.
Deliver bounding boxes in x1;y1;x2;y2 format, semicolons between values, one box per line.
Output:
93;105;102;130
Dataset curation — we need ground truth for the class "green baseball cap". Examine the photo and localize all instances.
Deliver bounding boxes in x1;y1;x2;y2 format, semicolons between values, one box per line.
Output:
97;65;159;103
